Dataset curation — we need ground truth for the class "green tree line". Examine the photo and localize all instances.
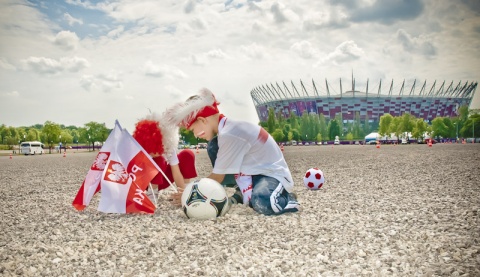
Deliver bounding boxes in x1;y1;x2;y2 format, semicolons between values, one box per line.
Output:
0;121;110;152
261;106;480;143
0;120;207;152
261;109;362;143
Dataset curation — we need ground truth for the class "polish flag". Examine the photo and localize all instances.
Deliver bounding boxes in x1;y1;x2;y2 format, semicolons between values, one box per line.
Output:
72;122;122;211
97;128;159;213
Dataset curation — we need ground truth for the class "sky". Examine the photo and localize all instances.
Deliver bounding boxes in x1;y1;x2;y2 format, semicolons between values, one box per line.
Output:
1;0;479;132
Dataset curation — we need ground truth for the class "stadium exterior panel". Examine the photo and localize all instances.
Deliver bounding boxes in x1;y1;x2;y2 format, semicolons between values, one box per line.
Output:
250;78;477;123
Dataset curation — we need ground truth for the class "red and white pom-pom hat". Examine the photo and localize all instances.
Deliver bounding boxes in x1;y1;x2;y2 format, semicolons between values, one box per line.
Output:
164;88;220;129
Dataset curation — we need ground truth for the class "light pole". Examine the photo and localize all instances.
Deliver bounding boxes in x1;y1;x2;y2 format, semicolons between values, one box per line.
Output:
454;122;458;142
88;135;91;151
473;118;476;143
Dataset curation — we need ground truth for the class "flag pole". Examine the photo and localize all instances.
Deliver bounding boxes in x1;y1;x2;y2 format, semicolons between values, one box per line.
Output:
148;183;158;207
121;124;178;193
155;166;177;192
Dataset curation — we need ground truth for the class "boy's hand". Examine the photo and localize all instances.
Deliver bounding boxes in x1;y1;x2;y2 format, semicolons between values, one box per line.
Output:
168;187;184;207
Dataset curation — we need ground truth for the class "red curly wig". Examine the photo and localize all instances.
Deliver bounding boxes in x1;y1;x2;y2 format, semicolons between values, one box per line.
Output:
132;119;164;157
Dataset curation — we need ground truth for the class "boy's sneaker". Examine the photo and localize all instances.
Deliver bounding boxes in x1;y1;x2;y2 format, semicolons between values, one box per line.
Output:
229;190;243;205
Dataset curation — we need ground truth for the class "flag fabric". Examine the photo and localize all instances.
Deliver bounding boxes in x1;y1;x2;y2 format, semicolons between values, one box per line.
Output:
73;120;167;214
72;121;122;211
97;128;160;214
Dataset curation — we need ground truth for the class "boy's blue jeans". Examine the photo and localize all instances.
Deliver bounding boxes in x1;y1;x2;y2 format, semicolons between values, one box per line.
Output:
207;137;299;215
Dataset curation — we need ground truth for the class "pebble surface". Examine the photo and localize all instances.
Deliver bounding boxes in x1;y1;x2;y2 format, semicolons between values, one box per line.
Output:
1;144;479;276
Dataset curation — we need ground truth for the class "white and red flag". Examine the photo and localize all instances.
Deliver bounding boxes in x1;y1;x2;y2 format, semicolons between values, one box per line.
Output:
97;128;159;214
73;120;166;214
72;121;122;211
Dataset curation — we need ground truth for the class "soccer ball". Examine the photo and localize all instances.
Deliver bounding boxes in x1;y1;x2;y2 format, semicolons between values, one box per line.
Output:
181;178;230;219
303;168;325;190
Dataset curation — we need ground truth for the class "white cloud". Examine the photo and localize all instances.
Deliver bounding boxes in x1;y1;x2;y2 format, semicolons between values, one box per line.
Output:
303;8;350;30
163;85;184;98
240;43;267;60
22;56;89;75
0;90;19;97
1;0;479;131
290;40;319;59
63;12;83;26
143;61;187;79
270;2;300;24
184;0;197;14
190;49;229;66
80;72;123;92
316;40;365;66
107;25;125;38
53;31;79;51
0;58;16;71
394;29;436;57
270;2;288;24
62;56;91;72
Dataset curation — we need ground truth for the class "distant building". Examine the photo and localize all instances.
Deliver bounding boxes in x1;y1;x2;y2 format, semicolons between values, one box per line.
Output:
250;78;477;123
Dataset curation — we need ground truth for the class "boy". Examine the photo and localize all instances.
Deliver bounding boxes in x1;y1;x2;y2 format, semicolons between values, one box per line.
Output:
165;89;300;215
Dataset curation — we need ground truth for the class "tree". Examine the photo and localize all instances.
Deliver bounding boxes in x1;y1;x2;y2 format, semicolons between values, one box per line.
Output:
389;117;403;142
460;113;480;138
267;107;276;133
289;111;299;131
399;113;415;138
0;124;6;144
363;113;370;136
334;113;343;137
442;117;455;138
276;110;285;129
318;114;328;140
26;129;40;141
271;129;285;142
282;124;291;141
431;117;449;138
287;131;293;142
291;129;300;141
71;129;80;146
60;129;73;147
300;111;310;140
84;122;110;151
353;111;363;139
41;121;61;153
379;114;393;137
412;119;428;142
327;119;341;140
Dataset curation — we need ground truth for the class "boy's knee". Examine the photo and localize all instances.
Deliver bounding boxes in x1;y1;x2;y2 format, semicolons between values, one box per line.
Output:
250;187;274;215
250;197;273;215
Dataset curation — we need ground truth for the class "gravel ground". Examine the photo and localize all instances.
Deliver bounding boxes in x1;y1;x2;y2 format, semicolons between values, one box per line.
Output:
1;144;479;276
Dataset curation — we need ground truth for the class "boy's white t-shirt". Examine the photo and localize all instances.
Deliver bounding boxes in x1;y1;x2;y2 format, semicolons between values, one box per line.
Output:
212;117;294;192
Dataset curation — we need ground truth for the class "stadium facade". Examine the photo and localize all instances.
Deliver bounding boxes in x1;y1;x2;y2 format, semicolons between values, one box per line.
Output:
250;78;477;123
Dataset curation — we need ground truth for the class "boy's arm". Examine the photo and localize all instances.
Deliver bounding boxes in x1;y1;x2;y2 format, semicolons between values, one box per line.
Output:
170;164;186;189
207;172;225;184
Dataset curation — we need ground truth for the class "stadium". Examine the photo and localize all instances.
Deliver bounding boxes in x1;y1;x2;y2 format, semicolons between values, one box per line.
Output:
250;78;477;123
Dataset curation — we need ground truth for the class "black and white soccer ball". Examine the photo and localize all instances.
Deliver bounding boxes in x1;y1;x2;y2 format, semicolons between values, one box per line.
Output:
181;178;230;219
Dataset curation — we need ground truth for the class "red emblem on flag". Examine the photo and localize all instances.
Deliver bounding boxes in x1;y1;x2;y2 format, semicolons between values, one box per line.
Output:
91;152;111;171
104;160;129;185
